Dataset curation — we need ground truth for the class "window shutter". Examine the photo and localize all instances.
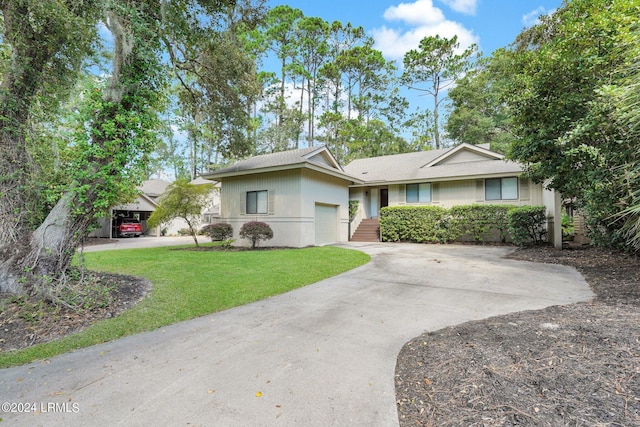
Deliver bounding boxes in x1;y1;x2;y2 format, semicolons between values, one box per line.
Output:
398;184;406;205
240;192;246;215
268;189;275;215
519;178;530;201
476;180;484;202
432;183;439;203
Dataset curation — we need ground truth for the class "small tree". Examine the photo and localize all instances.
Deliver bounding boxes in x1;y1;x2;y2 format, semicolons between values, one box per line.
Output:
201;223;233;241
240;221;273;249
201;223;234;250
147;179;214;247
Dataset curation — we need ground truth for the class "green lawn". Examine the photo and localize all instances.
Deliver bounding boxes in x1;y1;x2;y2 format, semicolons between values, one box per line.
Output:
0;245;370;368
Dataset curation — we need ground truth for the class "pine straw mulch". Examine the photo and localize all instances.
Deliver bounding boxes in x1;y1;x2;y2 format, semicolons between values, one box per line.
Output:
0;271;151;352
395;245;640;427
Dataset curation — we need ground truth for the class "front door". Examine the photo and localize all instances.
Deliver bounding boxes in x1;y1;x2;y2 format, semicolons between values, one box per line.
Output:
380;188;389;210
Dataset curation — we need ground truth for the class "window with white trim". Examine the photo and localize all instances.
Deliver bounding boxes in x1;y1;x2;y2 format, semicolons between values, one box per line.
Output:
485;177;518;200
406;183;431;203
246;190;268;214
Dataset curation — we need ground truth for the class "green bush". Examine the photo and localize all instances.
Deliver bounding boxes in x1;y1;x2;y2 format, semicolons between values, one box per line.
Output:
240;221;274;249
201;223;233;241
507;206;548;246
349;200;359;221
380;204;547;245
380;206;449;243
449;205;515;243
561;213;574;239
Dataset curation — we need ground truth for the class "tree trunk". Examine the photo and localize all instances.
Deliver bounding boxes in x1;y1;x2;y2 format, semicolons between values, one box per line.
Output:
0;4;140;295
433;77;440;150
0;1;58;249
0;1;86;293
0;190;97;293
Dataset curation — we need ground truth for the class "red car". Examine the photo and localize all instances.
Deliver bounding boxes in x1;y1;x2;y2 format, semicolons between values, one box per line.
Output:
115;218;143;238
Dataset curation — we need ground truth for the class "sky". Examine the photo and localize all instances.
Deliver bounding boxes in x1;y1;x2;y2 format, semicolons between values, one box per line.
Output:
269;0;563;61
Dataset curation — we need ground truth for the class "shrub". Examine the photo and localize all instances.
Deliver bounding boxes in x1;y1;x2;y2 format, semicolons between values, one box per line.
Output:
380;204;533;244
201;223;233;241
380;206;449;243
240;221;274;249
561;212;574;239
449;205;515;243
508;206;548;246
349;200;359;221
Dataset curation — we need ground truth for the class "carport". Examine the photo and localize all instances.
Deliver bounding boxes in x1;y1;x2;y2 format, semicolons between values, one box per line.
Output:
89;194;158;238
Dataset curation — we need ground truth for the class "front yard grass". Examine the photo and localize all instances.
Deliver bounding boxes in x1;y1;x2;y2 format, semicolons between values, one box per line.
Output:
0;245;369;368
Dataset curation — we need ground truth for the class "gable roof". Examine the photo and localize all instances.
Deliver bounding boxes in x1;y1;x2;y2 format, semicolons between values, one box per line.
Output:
202;145;361;183
422;143;503;167
140;179;171;198
344;143;522;185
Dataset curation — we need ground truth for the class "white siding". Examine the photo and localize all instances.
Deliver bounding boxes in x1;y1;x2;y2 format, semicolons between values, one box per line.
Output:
436;150;495;165
308;152;335;169
219;168;350;247
219;170;304;247
377;177;546;209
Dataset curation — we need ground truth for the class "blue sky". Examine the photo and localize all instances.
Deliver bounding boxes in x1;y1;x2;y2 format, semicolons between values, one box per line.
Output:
269;0;563;60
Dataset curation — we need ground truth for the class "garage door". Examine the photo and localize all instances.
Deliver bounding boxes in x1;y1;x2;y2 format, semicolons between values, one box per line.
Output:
315;204;338;245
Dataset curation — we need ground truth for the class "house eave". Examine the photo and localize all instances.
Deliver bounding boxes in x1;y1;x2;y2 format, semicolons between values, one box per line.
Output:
203;161;363;184
348;171;523;188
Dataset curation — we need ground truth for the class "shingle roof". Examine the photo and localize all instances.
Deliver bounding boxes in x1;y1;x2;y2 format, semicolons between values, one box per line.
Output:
344;146;522;183
202;146;360;182
208;146;324;174
202;144;521;184
139;179;170;197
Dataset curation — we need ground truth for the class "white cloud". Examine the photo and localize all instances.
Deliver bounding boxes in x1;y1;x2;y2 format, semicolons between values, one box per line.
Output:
439;0;478;15
383;0;446;26
373;0;479;61
522;6;547;27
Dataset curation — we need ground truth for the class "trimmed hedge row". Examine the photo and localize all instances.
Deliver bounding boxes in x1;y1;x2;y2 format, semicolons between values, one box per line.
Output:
379;204;548;245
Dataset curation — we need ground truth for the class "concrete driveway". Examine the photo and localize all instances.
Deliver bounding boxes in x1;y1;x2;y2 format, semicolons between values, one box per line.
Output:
1;243;592;426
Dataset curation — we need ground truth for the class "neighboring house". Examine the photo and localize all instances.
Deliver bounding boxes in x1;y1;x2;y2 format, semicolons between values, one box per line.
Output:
202;146;359;247
203;143;562;248
89;178;220;238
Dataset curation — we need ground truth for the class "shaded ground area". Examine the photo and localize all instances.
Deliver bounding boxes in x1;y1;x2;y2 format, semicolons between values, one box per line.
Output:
396;246;640;426
0;271;150;352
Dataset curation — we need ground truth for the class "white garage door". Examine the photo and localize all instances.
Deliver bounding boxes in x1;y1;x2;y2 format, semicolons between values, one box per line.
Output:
315;204;338;245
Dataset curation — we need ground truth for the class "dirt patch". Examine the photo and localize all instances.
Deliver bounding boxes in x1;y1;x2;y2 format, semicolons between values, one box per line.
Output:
395;246;640;426
0;271;150;352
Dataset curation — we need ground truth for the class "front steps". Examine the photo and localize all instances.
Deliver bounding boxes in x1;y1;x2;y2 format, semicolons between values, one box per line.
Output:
350;218;380;242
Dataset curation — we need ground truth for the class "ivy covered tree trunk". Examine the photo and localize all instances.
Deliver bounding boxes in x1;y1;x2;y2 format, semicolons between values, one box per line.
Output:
0;0;98;293
1;0;240;295
0;2;161;295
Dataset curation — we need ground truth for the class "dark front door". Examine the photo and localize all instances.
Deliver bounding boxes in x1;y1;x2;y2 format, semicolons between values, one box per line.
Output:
380;188;389;209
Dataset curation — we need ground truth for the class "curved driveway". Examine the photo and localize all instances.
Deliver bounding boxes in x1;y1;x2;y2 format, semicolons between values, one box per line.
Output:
1;243;592;426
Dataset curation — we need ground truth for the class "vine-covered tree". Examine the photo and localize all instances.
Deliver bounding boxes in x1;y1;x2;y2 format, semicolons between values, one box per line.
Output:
0;0;236;295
